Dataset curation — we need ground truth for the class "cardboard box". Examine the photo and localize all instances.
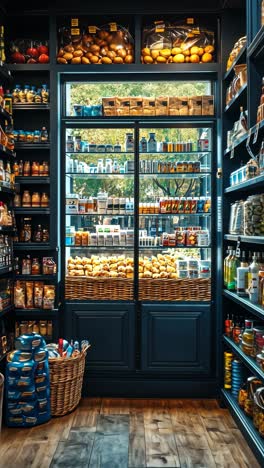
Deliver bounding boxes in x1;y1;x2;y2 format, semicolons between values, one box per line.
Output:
130;97;143;115
116;97;130;116
102;97;117;116
178;96;189;116
202;95;215;116
155;96;168;116
142;97;156;116
188;96;202;115
168;96;181;116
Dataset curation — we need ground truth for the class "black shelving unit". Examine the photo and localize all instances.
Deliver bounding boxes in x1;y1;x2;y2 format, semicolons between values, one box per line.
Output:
223;335;264;381
223;290;264;320
13;243;51;250
223;44;247;80
15;176;50;184
224;234;264;244
15;143;50;150
0;304;14;319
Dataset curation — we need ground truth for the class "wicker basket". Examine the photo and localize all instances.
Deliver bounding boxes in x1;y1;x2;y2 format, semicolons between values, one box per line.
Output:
65;276;133;301
49;345;90;417
139;278;211;301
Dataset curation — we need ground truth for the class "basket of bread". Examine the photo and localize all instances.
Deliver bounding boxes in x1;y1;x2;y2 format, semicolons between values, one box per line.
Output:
66;253;211;301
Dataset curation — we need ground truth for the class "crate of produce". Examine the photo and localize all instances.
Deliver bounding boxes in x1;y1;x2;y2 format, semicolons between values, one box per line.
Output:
65;276;134;301
138;278;211;301
49;343;90;417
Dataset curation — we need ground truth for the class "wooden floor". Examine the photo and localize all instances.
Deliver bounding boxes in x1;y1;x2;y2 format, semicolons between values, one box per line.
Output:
0;398;260;468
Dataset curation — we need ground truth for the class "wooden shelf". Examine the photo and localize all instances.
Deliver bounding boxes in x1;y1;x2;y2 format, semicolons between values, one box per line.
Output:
223;290;264;320
223;45;247;81
225;174;264;193
221;389;264;466
224;234;264;244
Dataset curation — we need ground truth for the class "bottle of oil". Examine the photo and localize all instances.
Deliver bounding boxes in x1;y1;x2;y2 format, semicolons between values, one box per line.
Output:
224;246;233;286
227;250;240;291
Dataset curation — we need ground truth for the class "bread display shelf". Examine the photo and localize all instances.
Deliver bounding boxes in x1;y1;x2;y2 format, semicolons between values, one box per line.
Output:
65;276;210;301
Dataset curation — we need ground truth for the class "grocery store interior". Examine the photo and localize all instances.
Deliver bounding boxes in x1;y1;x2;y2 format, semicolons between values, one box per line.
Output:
0;0;264;466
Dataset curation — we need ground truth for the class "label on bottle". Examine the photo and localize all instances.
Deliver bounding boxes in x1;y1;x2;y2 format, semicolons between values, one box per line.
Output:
88;26;97;34
109;22;117;32
71;18;79;26
71;28;80;36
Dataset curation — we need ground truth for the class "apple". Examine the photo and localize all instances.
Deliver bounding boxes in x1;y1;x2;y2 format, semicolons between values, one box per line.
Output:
10;52;25;63
38;45;49;55
38;54;49;63
26;47;39;58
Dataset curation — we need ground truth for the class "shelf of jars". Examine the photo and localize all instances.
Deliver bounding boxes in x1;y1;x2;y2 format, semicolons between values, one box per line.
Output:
223;290;264;321
15;177;50;184
225;174;264;194
224;120;264;157
221;389;264;464
224;235;264;244
0;304;14;319
224;83;247;115
223;335;264;382
224;43;247;81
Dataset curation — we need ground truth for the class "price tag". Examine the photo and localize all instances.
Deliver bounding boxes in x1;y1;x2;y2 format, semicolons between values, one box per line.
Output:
109;22;117;32
88;26;97;34
253;122;260;144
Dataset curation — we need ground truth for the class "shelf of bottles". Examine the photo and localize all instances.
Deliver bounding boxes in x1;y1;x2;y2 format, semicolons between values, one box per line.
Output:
64;123;212;301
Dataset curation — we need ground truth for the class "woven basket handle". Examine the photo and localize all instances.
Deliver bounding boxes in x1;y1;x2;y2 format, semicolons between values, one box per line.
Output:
82;344;91;354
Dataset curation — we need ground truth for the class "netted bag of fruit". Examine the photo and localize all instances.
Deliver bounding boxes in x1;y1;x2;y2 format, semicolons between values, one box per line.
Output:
171;19;215;63
141;21;175;63
94;22;134;64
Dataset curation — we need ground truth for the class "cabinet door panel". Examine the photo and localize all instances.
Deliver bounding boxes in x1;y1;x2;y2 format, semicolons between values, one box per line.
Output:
141;303;211;374
65;302;135;370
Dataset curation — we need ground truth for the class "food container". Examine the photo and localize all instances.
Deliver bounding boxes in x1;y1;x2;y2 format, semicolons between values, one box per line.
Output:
199;260;211;278
253;387;264;431
57;21;134;65
141;19;215;64
66;194;79;214
244;376;263;417
244;194;264;236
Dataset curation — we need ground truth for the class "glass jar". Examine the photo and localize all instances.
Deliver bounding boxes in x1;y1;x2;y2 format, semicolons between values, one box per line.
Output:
22;191;31;207
244;194;264;236
259;271;264;306
13;193;21;207
74;231;82;246
13;161;19;177
23;217;32;242
40;193;49;207
32;192;41;207
42;228;49;242
253;388;264;432
125;133;134;152
26;131;34;144
33;224;43;242
23;161;30;177
34;130;41;143
39;321;47;336
31;257;41;275
43;161;49;176
253;326;264;356
31;161;39;176
41;84;49;103
40;127;48;143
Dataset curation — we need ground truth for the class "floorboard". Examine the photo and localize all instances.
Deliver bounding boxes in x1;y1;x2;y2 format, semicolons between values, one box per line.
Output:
0;398;260;468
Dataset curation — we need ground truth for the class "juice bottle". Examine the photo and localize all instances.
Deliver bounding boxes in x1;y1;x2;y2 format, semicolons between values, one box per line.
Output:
224;246;232;286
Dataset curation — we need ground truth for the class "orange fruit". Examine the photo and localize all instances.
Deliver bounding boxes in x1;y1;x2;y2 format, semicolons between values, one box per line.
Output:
160;48;171;58
182;48;190;56
142;47;151;56
204;45;214;54
190;54;200;63
198;47;204;56
171;47;182;55
173;53;185;63
143;55;154;64
156;55;167;63
185;56;190;62
202;52;213;63
190;46;199;55
150;49;160;59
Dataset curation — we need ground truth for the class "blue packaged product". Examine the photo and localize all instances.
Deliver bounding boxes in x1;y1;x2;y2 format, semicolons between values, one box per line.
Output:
8;376;34;388
7;361;35;376
33;349;48;363
20;401;37;415
15;333;44;351
8;350;32;362
38;398;48;411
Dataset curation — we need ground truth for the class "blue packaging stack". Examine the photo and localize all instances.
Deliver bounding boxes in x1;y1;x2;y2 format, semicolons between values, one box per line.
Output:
231;359;245;399
5;333;51;427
